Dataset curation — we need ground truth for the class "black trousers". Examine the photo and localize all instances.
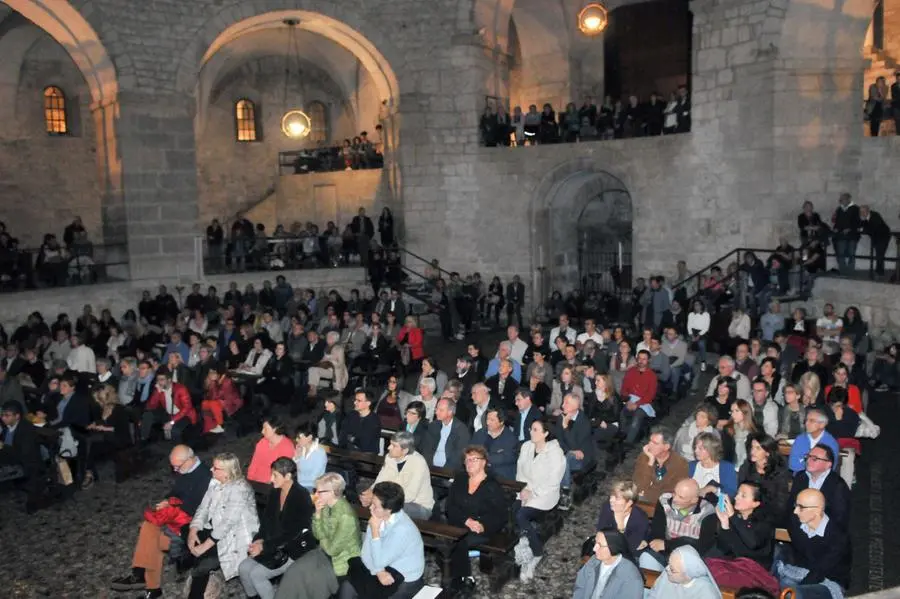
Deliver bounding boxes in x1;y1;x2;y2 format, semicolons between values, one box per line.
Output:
188;549;220;599
871;236;890;275
506;301;523;329
450;532;489;578
340;557;423;599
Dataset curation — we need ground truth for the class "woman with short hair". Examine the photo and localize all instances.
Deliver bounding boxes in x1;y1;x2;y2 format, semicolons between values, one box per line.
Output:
293;422;327;491
340;481;426;599
689;432;737;500
581;479;651;558
247;415;295;484
186;453;259;599
238;458;315;599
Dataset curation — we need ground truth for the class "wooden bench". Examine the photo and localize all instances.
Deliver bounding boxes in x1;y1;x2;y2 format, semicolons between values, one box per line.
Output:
353;504;518;591
636;500;793;543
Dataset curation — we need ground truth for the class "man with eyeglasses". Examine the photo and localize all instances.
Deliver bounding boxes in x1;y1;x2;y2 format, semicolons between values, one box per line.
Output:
786;444;850;532
774;488;851;598
111;445;211;597
788;408;840;474
340;390;380;454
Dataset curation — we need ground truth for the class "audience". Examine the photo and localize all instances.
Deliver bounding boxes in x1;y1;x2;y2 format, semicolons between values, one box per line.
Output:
786;443;851;532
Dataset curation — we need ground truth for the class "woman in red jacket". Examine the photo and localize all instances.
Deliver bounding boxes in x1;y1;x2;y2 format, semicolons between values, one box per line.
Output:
397;315;424;374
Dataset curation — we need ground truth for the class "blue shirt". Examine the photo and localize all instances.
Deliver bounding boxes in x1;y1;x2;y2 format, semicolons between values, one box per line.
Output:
484;358;522;382
295;444;328;491
164;341;190;365
433;421;453;467
52;392;74;426
760;312;783;342
517;406;531;441
362;510;424;582
788;430;840;473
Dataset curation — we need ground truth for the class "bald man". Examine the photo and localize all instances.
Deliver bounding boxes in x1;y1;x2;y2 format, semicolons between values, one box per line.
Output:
641;478;716;571
775;489;851;596
111;445;212;595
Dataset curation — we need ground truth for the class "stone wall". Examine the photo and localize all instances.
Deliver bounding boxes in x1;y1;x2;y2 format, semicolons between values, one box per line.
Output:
196;54;370;225
0;27;102;247
0;267;366;331
245;169;387;232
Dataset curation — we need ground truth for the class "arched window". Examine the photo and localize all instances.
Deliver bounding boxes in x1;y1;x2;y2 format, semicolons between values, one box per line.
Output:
235;99;258;142
43;86;67;134
307;101;328;143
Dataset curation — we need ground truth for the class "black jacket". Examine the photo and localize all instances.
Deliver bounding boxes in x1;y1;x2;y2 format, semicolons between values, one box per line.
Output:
510;405;540;444
0;418;43;474
737;461;792;525
833;204;861;241
709;511;774;569
484;374;518;411
445;472;509;536
787;470;851;532
255;483;316;559
421;418;471;471
55;392;91;429
861;210;891;243
583;392;621;427
553;410;596;466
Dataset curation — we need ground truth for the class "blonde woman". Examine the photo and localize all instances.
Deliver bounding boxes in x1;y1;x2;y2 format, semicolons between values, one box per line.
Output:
799;371;821;407
307;331;348;397
187;452;259;599
81;384;131;488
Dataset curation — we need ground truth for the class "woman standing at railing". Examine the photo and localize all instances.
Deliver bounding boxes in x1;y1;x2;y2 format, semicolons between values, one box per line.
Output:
377;207;394;247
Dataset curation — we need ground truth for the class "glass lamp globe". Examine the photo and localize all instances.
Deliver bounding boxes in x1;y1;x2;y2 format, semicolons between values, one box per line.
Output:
578;3;609;36
281;110;311;139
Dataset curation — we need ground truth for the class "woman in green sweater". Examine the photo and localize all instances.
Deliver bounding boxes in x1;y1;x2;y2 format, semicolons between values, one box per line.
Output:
274;473;361;598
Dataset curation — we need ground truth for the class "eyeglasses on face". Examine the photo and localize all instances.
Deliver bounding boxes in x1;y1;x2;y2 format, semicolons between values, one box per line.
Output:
803;453;831;463
794;503;819;510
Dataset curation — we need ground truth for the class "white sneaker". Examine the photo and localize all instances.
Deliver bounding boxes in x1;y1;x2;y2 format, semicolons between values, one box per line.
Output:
700;362;707;372
520;555;542;582
514;537;533;566
209;425;225;434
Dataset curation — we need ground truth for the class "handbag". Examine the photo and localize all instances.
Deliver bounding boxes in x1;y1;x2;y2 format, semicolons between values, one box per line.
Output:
257;528;315;570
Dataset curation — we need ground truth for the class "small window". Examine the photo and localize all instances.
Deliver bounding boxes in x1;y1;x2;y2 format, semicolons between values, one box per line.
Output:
235;99;258;142
308;101;327;143
43;86;67;134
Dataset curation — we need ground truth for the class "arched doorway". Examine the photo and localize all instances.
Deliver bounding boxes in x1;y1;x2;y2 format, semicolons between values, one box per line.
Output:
532;164;633;306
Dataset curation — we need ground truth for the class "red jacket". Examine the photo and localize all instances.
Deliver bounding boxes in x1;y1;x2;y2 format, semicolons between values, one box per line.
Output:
207;377;243;416
620;366;658;406
147;383;197;424
396;325;424;361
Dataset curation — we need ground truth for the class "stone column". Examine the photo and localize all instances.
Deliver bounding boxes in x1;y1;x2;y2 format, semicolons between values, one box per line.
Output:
91;97;129;279
116;91;200;281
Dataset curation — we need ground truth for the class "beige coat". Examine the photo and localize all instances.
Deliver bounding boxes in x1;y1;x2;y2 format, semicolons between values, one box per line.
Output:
374;451;435;510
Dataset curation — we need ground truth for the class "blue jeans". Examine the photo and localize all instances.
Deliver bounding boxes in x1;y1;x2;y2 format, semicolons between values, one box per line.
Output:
776;566;835;599
515;504;547;556
667;364;691;394
561;452;584;488
834;238;858;273
619;406;647;444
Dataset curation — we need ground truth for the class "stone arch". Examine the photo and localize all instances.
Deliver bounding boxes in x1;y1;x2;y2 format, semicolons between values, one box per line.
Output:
174;4;401;112
1;0;118;109
530;158;633;302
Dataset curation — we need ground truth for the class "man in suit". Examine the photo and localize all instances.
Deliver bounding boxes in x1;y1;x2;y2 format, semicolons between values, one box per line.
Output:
859;205;892;276
505;275;525;330
351;207;375;267
383;288;407;324
512;388;540;446
0;400;48;512
786;444;850;532
675;84;691;132
485;359;518;411
360;322;392;368
554;392;595;509
467;383;496;435
421;398;471;471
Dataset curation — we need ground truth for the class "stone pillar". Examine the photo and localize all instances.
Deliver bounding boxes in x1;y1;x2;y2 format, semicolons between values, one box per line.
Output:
91;97;130;279
116;91;200;281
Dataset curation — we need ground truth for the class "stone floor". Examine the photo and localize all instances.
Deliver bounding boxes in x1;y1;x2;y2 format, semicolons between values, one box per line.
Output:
0;332;895;598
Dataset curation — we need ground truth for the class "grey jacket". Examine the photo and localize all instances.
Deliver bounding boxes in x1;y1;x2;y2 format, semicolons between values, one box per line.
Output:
191;479;259;580
572;556;644;599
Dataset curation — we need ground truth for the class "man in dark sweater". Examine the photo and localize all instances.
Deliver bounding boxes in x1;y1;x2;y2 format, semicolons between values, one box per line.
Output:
340;390;381;453
859;205;893;276
786;444;850;532
776;488;851;596
111;445;212;596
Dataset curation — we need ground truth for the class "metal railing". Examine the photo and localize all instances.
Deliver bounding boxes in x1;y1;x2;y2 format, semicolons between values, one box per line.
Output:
198;234;366;276
0;242;129;292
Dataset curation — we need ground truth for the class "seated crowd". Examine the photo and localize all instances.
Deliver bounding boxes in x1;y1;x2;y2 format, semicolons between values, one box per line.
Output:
283;127;385;175
480;88;691;147
0;249;884;599
0;216;99;291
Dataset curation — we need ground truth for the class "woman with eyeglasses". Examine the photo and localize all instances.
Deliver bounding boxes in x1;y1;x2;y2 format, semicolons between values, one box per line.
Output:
573;529;644;599
186;453;259;599
444;445;509;594
402;400;428;450
274;472;359;599
647;545;722;599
